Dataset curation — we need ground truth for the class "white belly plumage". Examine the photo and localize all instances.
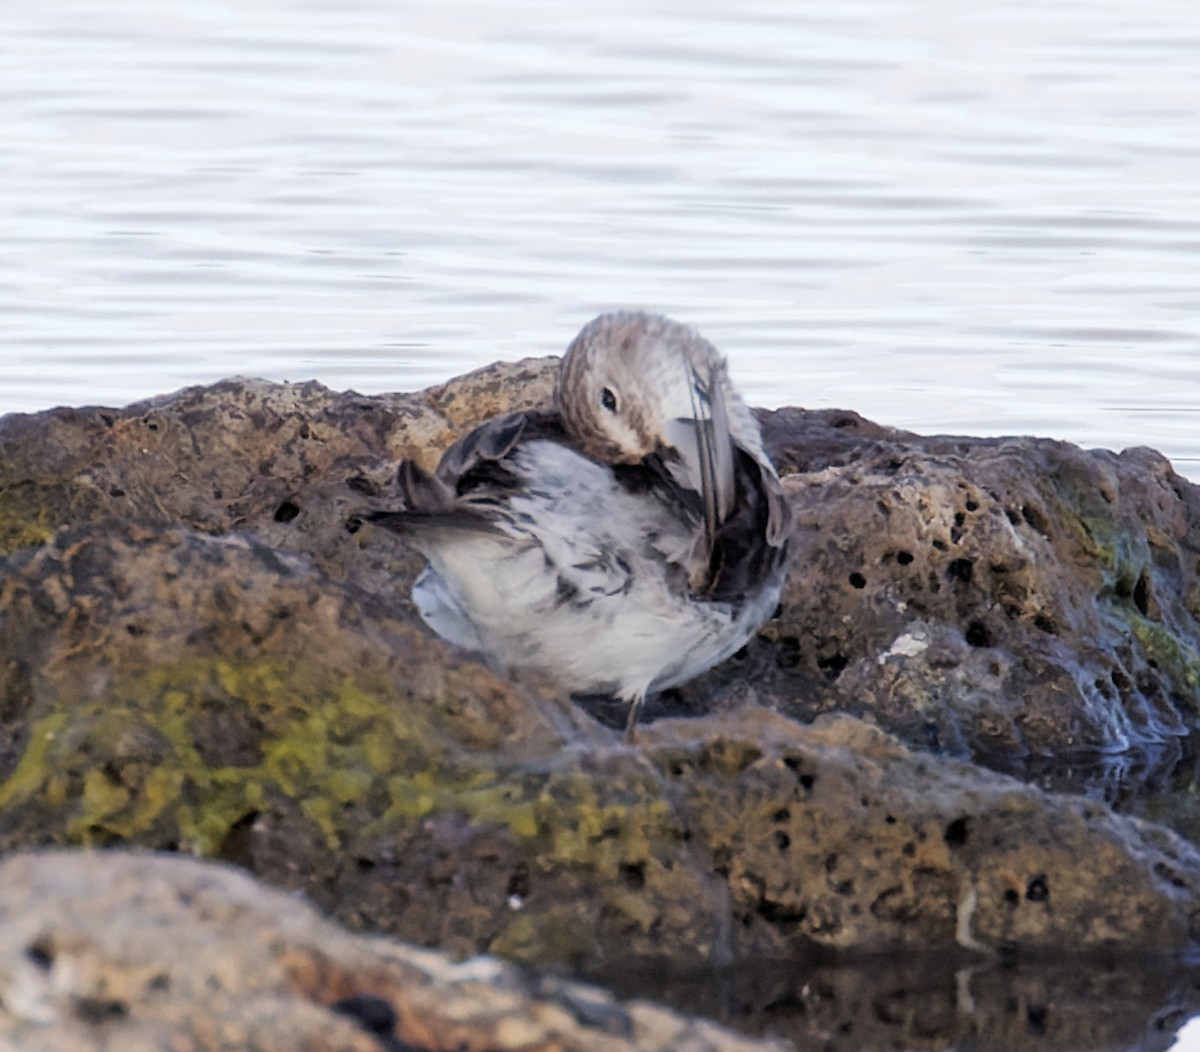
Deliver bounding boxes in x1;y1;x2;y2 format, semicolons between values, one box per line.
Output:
410;440;782;702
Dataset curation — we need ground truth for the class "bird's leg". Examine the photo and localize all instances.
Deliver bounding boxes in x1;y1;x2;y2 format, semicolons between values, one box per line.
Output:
623;692;645;742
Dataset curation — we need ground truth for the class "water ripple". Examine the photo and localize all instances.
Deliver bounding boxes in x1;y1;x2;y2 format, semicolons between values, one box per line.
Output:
0;0;1198;479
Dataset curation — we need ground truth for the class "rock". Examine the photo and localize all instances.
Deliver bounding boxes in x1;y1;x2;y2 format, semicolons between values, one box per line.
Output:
0;516;1198;967
756;407;1200;763
4;368;1199;768
3;363;1200;1040
0;362;556;577
0;847;781;1052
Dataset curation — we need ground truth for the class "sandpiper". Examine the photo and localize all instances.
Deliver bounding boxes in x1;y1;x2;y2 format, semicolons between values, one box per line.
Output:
367;311;792;736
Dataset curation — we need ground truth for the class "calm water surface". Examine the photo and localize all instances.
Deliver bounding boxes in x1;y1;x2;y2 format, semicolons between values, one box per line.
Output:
1;0;1199;481
4;3;1200;1049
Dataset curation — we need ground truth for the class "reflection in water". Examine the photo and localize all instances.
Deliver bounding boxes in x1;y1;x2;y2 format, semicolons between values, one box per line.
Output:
0;1;1199;480
983;733;1200;850
599;952;1200;1052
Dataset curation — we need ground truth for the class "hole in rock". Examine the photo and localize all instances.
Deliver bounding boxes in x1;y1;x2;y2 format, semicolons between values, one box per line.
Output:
1033;614;1057;635
946;558;974;584
331;995;399;1040
773;637;801;670
1133;570;1151;617
507;864;530;899
1026;1004;1049;1035
755;898;807;925
782;757;816;791
944;817;969;847
923;723;942;750
817;652;848;679
1154;861;1190;890
214;811;262;868
274;500;300;523
1026;875;1049;902
1021;504;1050;537
619;861;646;889
25;938;53;971
964;621;992;647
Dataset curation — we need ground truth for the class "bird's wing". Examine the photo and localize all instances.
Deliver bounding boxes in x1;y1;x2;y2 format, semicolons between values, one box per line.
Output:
365;411;538;538
653;356;737;577
704;448;793;602
687;355;736;550
365;413;650;600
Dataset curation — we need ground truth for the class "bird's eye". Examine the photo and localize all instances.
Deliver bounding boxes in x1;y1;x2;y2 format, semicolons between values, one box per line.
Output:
601;387;618;413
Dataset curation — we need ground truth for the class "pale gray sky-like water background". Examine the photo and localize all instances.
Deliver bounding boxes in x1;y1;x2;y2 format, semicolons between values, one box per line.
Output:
1;0;1199;482
4;3;1200;1049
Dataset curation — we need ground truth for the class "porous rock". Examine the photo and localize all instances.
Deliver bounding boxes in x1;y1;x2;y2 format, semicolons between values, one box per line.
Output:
4;366;1198;769
3;362;1200;1037
0;515;1197;967
757;407;1200;763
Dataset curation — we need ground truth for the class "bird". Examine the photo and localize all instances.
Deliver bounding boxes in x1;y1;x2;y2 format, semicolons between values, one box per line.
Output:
365;311;791;737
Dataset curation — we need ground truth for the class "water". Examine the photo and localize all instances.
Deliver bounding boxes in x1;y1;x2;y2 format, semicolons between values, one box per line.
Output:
1;0;1199;481
3;2;1200;1048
